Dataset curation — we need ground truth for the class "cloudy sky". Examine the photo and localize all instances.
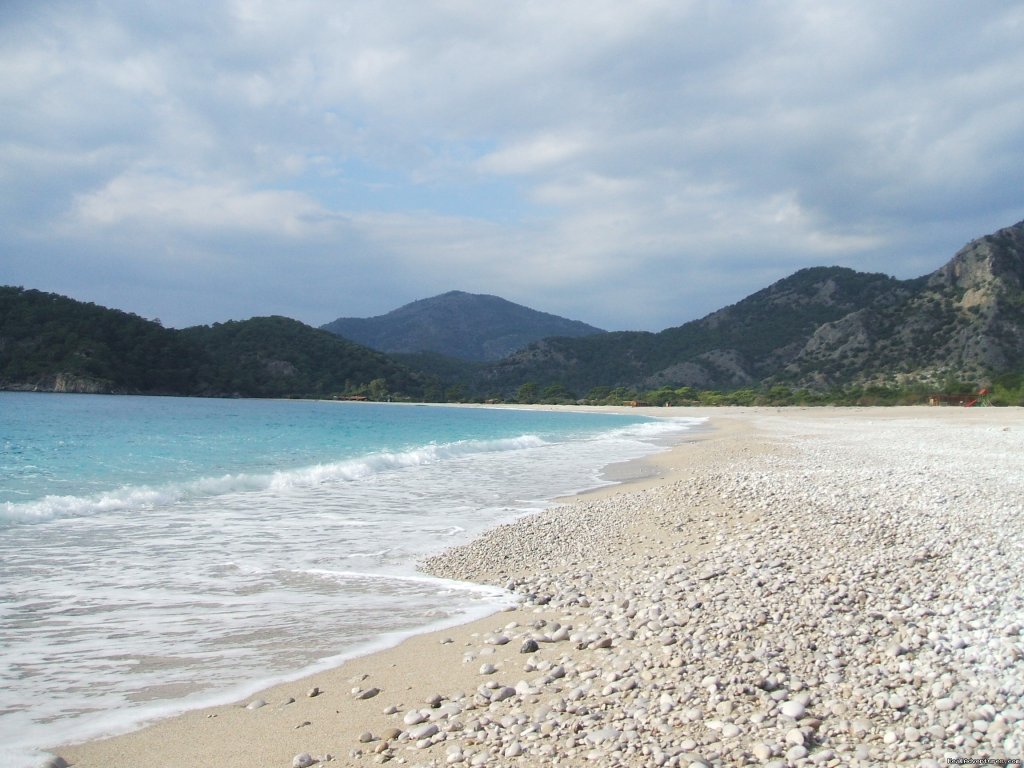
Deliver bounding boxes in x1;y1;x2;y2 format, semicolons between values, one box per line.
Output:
2;1;1022;332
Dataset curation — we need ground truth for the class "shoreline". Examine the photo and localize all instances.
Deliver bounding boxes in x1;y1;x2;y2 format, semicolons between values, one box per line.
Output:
50;406;1024;767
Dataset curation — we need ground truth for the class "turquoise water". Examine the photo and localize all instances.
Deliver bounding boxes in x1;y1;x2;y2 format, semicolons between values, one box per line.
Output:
0;393;702;766
2;394;656;520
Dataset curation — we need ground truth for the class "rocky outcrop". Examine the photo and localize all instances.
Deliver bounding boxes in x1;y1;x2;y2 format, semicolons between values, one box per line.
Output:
3;373;120;394
788;220;1024;386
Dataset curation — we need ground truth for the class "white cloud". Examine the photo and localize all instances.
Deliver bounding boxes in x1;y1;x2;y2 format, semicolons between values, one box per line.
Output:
1;0;1023;332
477;134;592;176
67;173;341;239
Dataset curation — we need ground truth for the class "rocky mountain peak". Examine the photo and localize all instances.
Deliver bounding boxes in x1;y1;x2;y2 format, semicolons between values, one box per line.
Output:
928;220;1024;298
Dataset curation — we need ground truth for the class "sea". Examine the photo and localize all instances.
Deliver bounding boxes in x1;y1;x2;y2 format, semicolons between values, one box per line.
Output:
0;392;703;767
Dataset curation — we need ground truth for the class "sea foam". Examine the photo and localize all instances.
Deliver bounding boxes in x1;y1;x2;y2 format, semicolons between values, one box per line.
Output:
0;433;549;526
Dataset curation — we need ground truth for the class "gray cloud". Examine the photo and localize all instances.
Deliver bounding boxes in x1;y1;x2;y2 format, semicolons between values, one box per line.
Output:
1;1;1022;332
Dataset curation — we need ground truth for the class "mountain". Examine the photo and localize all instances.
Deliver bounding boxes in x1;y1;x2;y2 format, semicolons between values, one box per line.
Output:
479;220;1024;394
0;288;426;399
788;221;1024;386
4;219;1022;401
321;290;605;361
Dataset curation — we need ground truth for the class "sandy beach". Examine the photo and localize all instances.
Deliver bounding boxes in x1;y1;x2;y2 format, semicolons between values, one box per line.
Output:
49;406;1024;768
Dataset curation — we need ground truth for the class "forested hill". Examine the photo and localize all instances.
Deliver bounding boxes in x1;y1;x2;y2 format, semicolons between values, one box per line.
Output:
180;317;423;398
322;290;605;361
0;287;426;399
0;287;198;394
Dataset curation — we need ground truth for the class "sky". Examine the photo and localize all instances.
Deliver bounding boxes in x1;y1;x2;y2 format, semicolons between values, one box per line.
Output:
2;1;1023;333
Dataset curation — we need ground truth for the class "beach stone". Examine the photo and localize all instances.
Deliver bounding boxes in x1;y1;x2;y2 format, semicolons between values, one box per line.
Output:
586;726;620;743
780;700;806;719
721;723;740;738
491;686;516;702
520;639;540;653
404;709;429;725
355;687;380;700
751;743;773;761
245;699;266;710
39;759;69;768
408;723;439;740
785;727;805;746
358;732;374;743
306;686;321;698
850;717;872;736
292;754;316;768
786;745;808;761
381;727;402;741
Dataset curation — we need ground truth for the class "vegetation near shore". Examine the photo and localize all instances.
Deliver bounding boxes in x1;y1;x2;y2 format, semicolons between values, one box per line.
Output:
499;375;1024;407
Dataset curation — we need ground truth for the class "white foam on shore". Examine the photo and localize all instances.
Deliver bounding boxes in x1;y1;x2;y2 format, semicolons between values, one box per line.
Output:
1;418;703;527
0;434;549;526
9;579;512;768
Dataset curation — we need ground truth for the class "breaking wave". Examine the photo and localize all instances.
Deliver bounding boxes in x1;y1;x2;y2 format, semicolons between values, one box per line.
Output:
0;434;547;526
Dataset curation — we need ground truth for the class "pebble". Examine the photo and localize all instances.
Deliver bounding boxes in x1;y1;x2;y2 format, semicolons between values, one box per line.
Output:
751;743;773;761
786;745;808;761
292;754;316;768
779;700;805;719
403;709;428;725
408;722;439;740
785;727;805;746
